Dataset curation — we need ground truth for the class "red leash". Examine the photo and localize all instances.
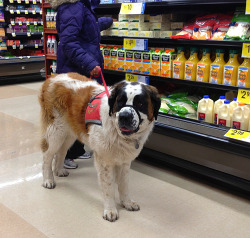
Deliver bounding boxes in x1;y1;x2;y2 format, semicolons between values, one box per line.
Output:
90;68;110;97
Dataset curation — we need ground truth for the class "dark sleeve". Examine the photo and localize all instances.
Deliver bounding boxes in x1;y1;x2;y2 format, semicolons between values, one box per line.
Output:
98;17;113;31
58;3;99;74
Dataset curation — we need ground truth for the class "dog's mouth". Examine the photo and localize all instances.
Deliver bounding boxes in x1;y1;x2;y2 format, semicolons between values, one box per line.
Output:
120;127;135;135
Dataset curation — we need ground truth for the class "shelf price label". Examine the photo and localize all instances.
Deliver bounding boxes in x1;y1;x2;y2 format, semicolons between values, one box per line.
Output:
32;10;36;14
33;0;36;3
19;21;22;25
237;89;250;103
10;10;14;14
12;45;16;49
20;44;23;49
25;0;29;3
241;43;250;58
123;38;148;51
12;32;16;37
120;3;145;15
225;129;250;143
17;10;20;14
27;32;31;37
126;73;149;84
25;10;28;14
9;0;14;3
35;44;38;48
11;21;15;25
17;0;21;3
246;0;250;14
34;21;37;25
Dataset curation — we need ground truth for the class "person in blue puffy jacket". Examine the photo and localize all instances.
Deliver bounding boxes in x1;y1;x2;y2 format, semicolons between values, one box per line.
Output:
49;0;113;168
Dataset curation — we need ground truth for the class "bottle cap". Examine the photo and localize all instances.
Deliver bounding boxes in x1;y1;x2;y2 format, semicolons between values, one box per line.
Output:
190;47;198;53
52;35;56;39
216;49;225;53
203;95;209;99
233;97;237;101
224;100;230;104
238;102;245;106
203;48;211;53
177;47;185;51
229;49;238;54
219;96;225;100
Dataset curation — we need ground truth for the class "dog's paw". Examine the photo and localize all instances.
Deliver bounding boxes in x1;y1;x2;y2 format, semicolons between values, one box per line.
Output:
55;169;69;177
122;200;140;211
103;208;119;222
43;179;56;189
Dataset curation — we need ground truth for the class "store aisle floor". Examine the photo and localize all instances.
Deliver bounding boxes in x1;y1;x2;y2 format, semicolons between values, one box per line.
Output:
0;81;249;238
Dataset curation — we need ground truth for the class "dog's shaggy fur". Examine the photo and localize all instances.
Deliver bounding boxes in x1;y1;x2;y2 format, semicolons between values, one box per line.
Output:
39;73;160;222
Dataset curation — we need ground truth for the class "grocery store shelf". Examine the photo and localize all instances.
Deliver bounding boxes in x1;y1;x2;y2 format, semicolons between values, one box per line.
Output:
7;32;43;38
0;55;44;64
43;3;51;8
101;36;245;49
7;43;43;49
8;0;42;3
103;69;240;91
44;28;57;34
6;9;42;15
11;21;43;25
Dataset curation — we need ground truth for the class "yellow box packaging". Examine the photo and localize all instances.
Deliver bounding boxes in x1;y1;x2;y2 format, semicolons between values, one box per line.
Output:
128;31;139;37
170;22;185;30
117;48;125;71
111;21;119;29
125;51;134;73
142;51;151;75
118;30;128;37
133;51;143;74
118;22;129;30
150;49;161;76
103;46;111;69
149;14;171;23
138;31;154;38
127;15;145;22
160;31;179;38
150;23;170;31
118;14;128;22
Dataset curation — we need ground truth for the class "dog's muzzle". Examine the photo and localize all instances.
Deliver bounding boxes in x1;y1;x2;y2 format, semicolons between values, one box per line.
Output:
118;105;143;135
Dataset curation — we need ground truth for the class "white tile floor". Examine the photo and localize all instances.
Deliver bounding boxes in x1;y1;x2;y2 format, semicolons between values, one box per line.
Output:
0;81;249;238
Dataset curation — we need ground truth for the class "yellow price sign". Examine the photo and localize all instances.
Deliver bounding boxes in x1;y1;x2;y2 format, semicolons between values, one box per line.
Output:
34;21;37;25
20;45;23;49
237;89;250;103
12;45;16;49
123;38;136;50
35;44;38;48
9;0;14;3
17;0;21;3
25;10;28;14
242;43;250;58
19;21;22;25
225;129;250;140
126;74;137;82
12;32;16;37
120;3;133;14
10;10;14;14
246;0;250;14
17;10;20;14
25;0;29;3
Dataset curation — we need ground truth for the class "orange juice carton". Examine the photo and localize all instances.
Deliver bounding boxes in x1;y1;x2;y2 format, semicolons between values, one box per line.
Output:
110;47;119;71
133;51;143;74
100;44;105;57
142;51;151;75
150;49;161;76
160;49;176;78
103;46;111;69
117;48;125;71
125;51;134;73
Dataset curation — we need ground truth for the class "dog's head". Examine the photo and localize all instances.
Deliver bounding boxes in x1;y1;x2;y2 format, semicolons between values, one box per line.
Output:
108;81;161;136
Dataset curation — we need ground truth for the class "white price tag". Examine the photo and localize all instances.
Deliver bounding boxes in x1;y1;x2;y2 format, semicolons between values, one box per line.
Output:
12;32;16;37
35;44;38;48
40;10;43;15
34;21;37;25
32;10;36;14
27;21;30;25
25;10;28;14
19;21;22;25
11;21;15;25
27;32;31;37
33;0;36;3
123;38;148;51
17;10;20;14
17;0;21;3
12;45;16;49
137;75;149;84
20;44;23;49
120;3;145;15
10;10;14;14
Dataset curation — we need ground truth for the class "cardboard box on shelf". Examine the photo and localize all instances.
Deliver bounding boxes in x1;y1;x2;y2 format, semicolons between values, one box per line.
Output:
170;22;185;30
150;22;170;31
160;31;179;38
149;14;171;23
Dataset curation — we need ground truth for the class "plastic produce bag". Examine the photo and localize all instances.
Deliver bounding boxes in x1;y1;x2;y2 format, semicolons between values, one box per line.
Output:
211;15;232;41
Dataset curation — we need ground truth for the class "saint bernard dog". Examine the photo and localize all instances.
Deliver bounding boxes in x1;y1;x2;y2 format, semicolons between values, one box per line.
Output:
39;72;161;222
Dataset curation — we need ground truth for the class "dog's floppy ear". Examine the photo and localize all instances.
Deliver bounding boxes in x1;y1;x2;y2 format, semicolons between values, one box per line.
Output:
148;85;161;120
108;81;126;116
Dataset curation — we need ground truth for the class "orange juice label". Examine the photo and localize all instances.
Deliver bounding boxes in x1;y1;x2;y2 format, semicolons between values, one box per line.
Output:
133;52;142;74
238;67;249;87
224;66;234;85
196;63;205;82
150;53;161;76
161;54;171;77
210;64;220;84
104;49;111;69
185;62;193;80
142;52;151;75
125;51;133;73
110;50;118;71
117;51;125;71
173;61;181;79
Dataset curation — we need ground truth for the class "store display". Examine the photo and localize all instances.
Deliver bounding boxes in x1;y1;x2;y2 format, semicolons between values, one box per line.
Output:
185;47;199;81
217;100;231;127
209;49;225;84
196;48;212;83
197;95;214;123
232;102;250;130
214;96;226;124
238;58;250;88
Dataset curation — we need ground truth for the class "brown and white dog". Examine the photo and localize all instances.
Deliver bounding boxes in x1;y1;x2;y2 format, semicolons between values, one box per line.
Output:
39;73;161;222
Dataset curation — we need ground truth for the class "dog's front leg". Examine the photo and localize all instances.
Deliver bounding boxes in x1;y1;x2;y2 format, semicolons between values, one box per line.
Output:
116;163;140;211
96;161;118;222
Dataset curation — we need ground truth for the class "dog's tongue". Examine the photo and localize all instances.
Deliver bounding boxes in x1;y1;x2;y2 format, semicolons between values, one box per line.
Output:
121;127;132;132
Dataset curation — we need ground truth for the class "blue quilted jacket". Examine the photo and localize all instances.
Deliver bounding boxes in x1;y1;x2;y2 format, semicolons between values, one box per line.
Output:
49;0;113;77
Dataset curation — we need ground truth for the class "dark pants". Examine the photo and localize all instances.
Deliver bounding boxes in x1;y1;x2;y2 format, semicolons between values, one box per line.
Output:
65;140;85;159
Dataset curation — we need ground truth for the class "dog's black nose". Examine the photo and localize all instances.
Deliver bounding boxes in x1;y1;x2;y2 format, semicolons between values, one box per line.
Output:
119;111;133;127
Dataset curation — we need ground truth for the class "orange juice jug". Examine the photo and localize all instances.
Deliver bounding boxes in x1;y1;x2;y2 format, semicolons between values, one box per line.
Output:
161;49;172;78
142;51;151;75
173;47;186;79
237;58;250;88
218;100;231;127
197;95;214;123
214;96;225;124
133;51;143;74
150;49;161;76
232;102;250;130
117;48;125;71
110;46;118;71
185;47;199;81
223;50;240;86
104;46;111;69
196;48;212;83
209;49;225;84
125;51;134;73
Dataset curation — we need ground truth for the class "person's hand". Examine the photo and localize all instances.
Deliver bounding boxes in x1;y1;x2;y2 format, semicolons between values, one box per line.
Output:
90;66;101;77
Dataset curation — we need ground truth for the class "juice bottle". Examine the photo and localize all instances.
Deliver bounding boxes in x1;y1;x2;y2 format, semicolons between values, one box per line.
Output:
142;50;151;75
218;100;231;127
237;58;250;88
210;49;225;84
133;51;143;74
103;46;111;69
223;49;240;86
125;50;134;73
110;46;118;71
232;102;250;130
150;49;161;76
214;96;225;124
196;48;212;83
197;95;214;123
117;48;125;71
185;47;199;81
173;47;186;79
